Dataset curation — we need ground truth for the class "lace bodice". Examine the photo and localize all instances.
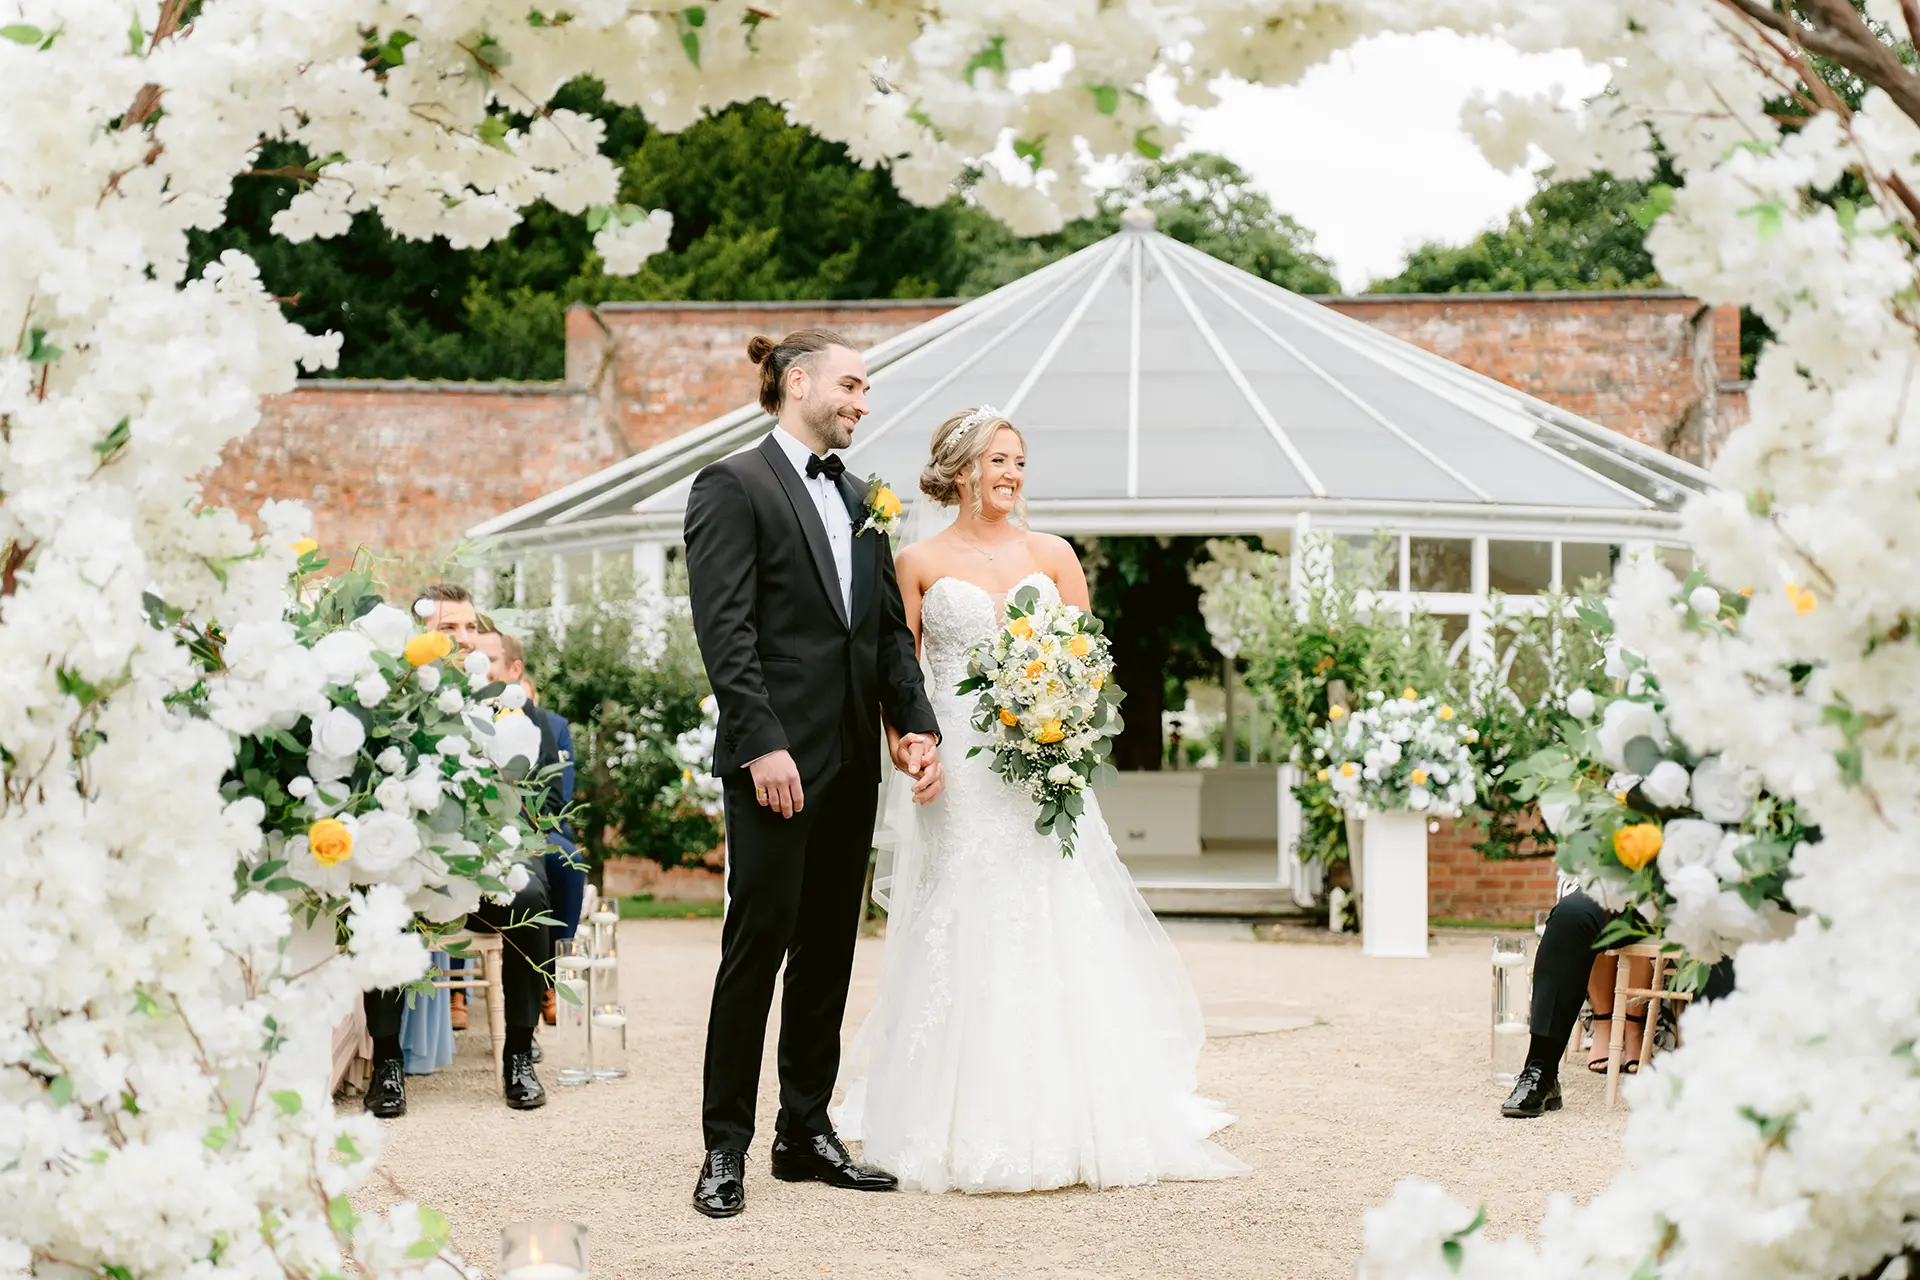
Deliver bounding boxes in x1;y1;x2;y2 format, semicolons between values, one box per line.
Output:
919;572;1060;694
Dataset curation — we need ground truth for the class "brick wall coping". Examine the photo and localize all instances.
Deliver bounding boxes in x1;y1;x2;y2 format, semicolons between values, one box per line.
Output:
1313;288;1693;304
290;378;586;397
1720;380;1753;391
589;297;968;314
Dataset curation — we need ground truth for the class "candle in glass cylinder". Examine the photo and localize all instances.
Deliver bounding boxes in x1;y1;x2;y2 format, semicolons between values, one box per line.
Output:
500;1222;587;1280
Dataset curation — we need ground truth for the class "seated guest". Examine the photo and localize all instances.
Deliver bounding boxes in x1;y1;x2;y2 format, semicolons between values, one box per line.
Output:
361;584;551;1119
1503;887;1735;1118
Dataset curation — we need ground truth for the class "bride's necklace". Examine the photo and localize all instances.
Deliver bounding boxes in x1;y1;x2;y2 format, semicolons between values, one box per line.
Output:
956;529;1021;562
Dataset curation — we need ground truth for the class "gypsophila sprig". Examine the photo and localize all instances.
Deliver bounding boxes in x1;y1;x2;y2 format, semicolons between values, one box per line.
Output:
957;583;1124;856
1312;689;1479;819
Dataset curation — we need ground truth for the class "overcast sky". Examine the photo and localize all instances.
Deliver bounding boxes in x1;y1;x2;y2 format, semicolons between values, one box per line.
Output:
1179;32;1609;291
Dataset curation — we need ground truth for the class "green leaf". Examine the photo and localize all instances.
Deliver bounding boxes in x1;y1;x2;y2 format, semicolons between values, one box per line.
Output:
1621;735;1665;777
1441;1239;1464;1272
556;977;584;1005
94;417;132;459
477;115;511;151
102;1267;133;1280
406;1202;451;1257
26;327;61;364
1631;183;1675;230
1834;198;1858;237
680;27;700;66
131;988;162;1018
1088;83;1118;114
1741;200;1785;241
682;5;705;26
1;23;44;44
964;35;1007;84
270;1090;302;1116
335;1132;361;1160
48;1074;74;1106
251;858;288;883
128;7;143;53
121;1089;140;1114
1012;137;1044;171
1133;127;1164;160
328;1195;360;1236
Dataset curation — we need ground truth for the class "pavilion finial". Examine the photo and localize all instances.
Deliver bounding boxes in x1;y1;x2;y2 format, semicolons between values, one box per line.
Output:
1120;203;1155;232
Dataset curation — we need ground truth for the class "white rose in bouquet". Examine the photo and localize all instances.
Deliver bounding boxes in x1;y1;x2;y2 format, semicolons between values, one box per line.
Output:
351;809;422;880
306;750;355;784
376;745;406;774
353;672;390;709
1711;831;1750;883
464;651;492;682
500;684;528;711
1565;687;1596;720
374;777;410;814
356;602;415;654
1597;699;1668;769
1688;585;1722;619
1690;754;1763;823
1656;818;1724;880
483;709;542;770
416;663;443;693
312;629;377;685
1664;864;1775;963
435;687;464;714
1540;798;1577;835
412;877;483;924
504;862;531;894
406;767;444;813
1408;786;1432;811
1640;760;1691;809
311;705;367;758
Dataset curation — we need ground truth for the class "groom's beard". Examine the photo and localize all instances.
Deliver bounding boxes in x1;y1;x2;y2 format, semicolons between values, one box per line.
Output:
803;399;857;451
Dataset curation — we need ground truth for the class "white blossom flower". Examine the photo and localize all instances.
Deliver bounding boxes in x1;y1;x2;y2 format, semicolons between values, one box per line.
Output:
288;775;315;799
311;705;367;759
1565;688;1596;720
354;671;390;709
356;603;414;654
503;862;531;895
1688;585;1722;618
312;629;377;685
1657;818;1725;880
435;688;463;714
1640;760;1692;809
375;746;406;774
416;664;442;693
374;777;410;814
1690;755;1762;824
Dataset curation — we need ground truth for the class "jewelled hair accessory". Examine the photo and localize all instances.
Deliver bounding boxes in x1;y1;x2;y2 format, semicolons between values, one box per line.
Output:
949;404;1004;446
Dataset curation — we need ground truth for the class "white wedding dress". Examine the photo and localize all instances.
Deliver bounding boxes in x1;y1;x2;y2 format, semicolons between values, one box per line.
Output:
832;572;1250;1194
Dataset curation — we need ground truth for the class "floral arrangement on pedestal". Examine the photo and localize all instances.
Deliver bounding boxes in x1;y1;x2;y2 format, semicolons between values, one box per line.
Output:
667;694;725;823
1312;689;1480;819
1509;586;1812;984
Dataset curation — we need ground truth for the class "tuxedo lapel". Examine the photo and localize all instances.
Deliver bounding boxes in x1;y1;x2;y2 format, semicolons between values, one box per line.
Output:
757;434;849;630
838;472;877;629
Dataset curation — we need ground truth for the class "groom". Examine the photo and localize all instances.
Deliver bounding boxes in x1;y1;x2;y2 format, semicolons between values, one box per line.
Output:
683;328;943;1218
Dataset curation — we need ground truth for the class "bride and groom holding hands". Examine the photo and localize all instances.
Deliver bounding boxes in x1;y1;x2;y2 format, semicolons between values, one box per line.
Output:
682;329;1248;1217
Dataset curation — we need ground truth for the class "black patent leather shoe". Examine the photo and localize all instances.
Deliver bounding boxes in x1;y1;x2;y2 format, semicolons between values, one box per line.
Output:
503;1050;547;1110
364;1058;407;1119
1501;1064;1563;1118
770;1132;897;1191
693;1149;747;1218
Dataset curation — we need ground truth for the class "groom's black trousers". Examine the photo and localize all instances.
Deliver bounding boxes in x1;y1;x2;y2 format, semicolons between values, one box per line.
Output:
703;760;877;1152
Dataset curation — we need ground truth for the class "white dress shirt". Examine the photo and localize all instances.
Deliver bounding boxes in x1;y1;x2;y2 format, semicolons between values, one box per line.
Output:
770;427;853;620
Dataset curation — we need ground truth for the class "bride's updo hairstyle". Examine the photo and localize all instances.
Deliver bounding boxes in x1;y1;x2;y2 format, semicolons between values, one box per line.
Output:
747;328;851;416
920;406;1028;522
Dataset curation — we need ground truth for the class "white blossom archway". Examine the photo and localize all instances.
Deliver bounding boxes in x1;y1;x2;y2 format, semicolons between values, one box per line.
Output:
3;2;1913;1276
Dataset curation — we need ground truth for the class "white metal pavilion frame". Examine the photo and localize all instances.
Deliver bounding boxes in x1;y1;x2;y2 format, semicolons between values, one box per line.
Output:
472;215;1711;908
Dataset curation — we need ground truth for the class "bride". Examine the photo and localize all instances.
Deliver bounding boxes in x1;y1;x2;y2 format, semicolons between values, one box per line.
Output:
832;405;1250;1194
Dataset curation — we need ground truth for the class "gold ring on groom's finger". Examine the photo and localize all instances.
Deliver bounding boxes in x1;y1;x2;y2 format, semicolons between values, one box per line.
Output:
755;787;767;801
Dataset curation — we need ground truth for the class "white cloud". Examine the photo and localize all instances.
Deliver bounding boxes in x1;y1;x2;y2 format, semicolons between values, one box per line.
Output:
1178;32;1610;291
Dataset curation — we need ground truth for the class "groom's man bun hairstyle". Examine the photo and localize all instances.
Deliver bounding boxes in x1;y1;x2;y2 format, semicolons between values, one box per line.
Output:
748;328;853;416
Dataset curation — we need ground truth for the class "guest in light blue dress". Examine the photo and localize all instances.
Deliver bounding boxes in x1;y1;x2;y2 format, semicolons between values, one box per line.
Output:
399;952;456;1075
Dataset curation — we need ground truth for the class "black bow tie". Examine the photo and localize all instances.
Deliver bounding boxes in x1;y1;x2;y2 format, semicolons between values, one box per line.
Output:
806;452;846;482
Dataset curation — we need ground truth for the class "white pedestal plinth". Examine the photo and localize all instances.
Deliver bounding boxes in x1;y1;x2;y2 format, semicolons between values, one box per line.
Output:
1360;811;1429;958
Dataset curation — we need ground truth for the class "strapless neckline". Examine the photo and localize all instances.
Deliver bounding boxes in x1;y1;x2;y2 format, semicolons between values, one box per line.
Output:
924;571;1056;611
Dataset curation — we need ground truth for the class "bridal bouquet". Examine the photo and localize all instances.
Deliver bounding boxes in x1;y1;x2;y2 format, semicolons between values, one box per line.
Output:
1311;689;1479;819
1508;586;1812;978
175;546;555;929
958;584;1124;855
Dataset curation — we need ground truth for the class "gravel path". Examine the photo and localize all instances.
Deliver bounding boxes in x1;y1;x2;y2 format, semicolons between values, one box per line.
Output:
359;919;1624;1278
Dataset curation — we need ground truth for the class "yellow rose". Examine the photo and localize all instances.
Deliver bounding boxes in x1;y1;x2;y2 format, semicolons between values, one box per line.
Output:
1785;582;1817;615
1091;674;1105;690
1410;768;1428;785
1068;634;1091;658
999;708;1019;727
1008;617;1033;639
1401;687;1418;701
873;487;902;519
1038;719;1065;744
1024;660;1046;679
290;537;319;558
1612;823;1663;871
308;818;353;868
1464;728;1479;744
1339;762;1357;778
404;631;454;666
1436;705;1453;721
1317;768;1330;782
1328;705;1347;720
1739;586;1754;597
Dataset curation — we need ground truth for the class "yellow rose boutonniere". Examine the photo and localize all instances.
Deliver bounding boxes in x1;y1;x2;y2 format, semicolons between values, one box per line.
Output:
858;474;904;537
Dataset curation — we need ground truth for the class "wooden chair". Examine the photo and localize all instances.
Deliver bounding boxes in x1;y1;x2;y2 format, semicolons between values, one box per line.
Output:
432;930;506;1070
1604;939;1694;1107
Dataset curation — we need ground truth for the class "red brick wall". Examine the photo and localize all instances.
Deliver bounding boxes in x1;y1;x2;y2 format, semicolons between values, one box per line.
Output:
1426;818;1561;923
201;382;620;554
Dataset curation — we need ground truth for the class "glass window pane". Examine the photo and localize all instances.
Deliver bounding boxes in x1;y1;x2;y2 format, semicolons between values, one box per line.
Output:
1410;537;1472;593
1488;541;1551;595
1439;613;1471;658
1659;546;1694;577
1561;542;1619;592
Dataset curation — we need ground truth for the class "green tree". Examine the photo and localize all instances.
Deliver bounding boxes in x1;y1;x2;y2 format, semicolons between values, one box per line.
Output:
1370;171;1662;295
956;153;1339;295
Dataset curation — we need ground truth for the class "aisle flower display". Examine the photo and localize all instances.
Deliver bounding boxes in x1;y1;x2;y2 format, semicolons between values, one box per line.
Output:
1312;689;1479;819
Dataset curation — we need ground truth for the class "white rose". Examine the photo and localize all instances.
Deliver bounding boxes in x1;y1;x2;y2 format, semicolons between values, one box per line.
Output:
414;598;438;620
356;603;414;654
374;777;410;814
435;688;463;714
1596;699;1668;769
311;630;377;686
376;746;406;774
1640;760;1692;809
416;664;442;693
406;768;444;812
1711;831;1749;883
483;710;542;770
1581;872;1635;913
1379;740;1402;766
1047;763;1077;786
500;684;528;711
288;775;315;799
1690;754;1762;823
306;751;355;783
437;734;470;757
351;810;421;879
1688;585;1722;619
1407;786;1432;811
501;824;521;848
412;878;482;924
1540;798;1576;835
504;862;531;894
1565;688;1596;720
354;672;390;709
1603;644;1629;680
311;705;367;759
464;651;492;682
1657;818;1724;880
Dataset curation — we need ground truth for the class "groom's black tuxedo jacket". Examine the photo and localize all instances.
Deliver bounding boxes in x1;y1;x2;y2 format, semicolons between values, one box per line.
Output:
684;433;940;786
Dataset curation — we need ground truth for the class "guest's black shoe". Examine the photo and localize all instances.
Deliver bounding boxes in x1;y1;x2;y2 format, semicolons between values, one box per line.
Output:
693;1149;747;1218
364;1058;407;1119
503;1050;547;1110
770;1132;898;1191
1501;1064;1563;1118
